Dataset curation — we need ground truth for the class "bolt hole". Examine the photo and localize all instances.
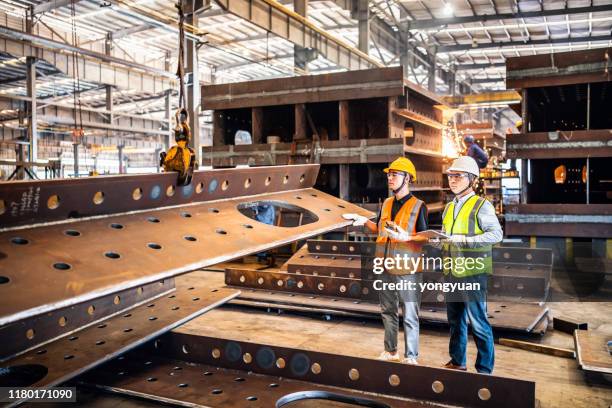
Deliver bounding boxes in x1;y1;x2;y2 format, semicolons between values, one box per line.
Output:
64;230;81;237
105;252;121;259
132;188;143;200
11;237;29;245
53;262;71;270
110;223;124;229
184;235;197;242
147;243;162;250
93;191;105;205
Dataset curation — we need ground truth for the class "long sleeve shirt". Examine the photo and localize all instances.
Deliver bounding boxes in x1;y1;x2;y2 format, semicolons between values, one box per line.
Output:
445;192;503;248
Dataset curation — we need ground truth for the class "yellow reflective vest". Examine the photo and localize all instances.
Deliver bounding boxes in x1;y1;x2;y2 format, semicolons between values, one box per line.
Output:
442;195;493;277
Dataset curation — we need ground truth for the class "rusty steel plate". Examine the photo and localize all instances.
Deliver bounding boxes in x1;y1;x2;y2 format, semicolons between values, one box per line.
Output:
80;351;433;408
233;289;550;334
0;164;319;229
226;268;377;300
0;278;176;362
0;283;238;401
574;330;612;375
144;332;535;408
0;186;371;326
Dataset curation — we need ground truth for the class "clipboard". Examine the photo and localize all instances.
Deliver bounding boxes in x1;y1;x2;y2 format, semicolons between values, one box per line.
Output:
416;230;449;240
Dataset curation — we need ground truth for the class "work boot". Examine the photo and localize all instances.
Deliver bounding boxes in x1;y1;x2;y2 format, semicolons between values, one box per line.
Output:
443;360;467;371
378;351;400;362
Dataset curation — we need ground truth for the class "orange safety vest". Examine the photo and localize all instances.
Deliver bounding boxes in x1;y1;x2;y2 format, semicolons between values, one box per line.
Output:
375;195;425;275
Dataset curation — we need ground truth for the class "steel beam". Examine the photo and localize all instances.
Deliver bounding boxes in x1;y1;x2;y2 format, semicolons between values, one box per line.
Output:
0;284;238;396
33;0;81;14
0;165;372;326
438;35;612;53
0;278;175;361
26;56;37;163
82;346;429;407
147;332;536;408
202;66;404;110
506;47;612;88
212;0;382;70
0;26;175;93
506;130;612;159
456;62;506;71
405;5;612;29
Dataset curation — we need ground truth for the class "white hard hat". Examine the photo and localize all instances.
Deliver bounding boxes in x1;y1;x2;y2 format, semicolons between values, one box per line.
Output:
447;156;480;177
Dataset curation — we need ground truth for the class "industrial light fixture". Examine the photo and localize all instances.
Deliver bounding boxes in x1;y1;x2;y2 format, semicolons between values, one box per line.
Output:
442;2;454;16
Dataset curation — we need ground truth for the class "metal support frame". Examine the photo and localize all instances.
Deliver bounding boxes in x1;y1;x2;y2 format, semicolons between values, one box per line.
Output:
72;142;79;177
405;5;612;29
356;0;369;55
26;56;37;164
0;26;175;94
293;0;310;73
212;0;382;70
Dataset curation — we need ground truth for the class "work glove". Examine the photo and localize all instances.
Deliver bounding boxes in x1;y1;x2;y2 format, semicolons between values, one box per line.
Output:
342;213;369;226
383;224;412;241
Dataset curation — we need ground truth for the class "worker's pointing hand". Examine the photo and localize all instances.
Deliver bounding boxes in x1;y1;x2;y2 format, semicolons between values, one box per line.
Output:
342;213;369;227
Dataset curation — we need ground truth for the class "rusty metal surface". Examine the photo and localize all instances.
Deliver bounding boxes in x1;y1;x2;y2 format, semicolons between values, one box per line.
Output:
201;67;404;110
506;130;612;159
0;186;371;326
0;164;319;229
506;47;612;88
0;278;176;362
0;283;238;398
232;289;549;334
226;268;377;301
202;138;405;167
573;330;612;375
79;351;433;408
299;241;552;300
138;332;535;408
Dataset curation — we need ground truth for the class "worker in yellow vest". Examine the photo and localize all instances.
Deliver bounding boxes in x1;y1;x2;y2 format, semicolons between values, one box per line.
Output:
343;157;428;364
442;156;502;374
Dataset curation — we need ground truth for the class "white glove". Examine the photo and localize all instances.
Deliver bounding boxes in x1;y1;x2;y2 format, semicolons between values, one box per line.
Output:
384;224;412;241
342;213;369;227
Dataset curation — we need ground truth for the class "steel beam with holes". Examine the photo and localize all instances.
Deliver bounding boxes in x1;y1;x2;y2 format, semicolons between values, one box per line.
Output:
103;332;535;408
0;164;320;228
0;284;239;403
79;349;429;407
0;165;372;327
300;241;552;300
0;279;176;361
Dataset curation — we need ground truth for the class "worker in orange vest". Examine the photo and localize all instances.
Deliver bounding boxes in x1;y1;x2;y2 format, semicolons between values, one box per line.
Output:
344;157;428;364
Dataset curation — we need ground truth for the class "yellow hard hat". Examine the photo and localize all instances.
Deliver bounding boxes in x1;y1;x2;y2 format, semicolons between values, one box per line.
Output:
383;157;417;182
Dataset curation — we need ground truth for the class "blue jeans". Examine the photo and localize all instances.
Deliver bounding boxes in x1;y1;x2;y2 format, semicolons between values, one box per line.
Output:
446;274;494;373
379;273;422;358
